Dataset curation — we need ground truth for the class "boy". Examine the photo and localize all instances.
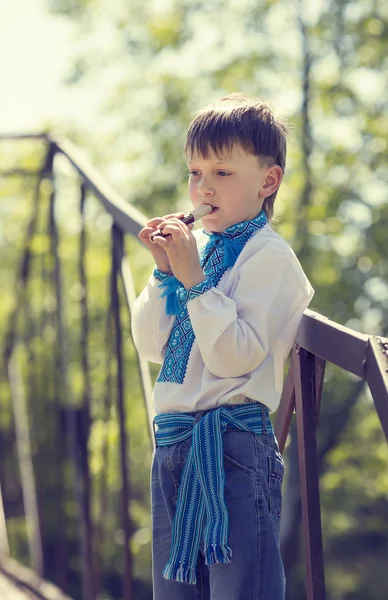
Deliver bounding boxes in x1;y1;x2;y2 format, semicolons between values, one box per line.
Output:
132;93;315;599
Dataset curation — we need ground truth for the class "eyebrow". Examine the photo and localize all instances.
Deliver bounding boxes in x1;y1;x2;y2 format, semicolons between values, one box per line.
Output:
187;159;231;165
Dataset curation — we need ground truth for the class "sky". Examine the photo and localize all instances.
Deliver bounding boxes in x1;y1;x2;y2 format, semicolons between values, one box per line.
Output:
0;0;382;135
0;0;323;135
0;0;88;133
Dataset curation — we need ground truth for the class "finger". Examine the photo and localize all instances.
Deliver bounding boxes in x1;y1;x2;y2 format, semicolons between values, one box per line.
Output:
151;220;181;240
139;225;159;236
160;218;194;231
148;223;179;242
159;222;191;241
138;227;159;242
147;213;184;227
139;229;171;251
146;217;167;226
162;212;185;220
160;216;192;231
151;235;169;249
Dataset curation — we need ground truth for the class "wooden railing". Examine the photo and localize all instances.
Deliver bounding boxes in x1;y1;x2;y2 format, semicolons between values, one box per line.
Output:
275;313;388;599
1;133;387;600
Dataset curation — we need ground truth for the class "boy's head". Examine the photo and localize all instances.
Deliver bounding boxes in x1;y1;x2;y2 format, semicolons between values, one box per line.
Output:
184;93;288;229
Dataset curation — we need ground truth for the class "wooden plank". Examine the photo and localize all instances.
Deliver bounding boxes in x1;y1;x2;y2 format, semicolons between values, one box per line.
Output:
275;347;296;454
294;348;326;600
296;310;368;377
365;336;388;441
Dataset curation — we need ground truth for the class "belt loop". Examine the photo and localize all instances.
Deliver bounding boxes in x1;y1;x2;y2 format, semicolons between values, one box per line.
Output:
194;410;204;424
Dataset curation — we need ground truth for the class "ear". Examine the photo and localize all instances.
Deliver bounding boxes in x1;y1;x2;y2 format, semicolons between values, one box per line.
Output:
259;165;283;198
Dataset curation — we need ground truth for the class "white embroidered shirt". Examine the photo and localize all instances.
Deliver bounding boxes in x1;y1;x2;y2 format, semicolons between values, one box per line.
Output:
131;214;315;415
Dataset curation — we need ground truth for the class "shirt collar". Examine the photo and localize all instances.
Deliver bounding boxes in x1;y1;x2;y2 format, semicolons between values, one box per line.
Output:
203;209;267;240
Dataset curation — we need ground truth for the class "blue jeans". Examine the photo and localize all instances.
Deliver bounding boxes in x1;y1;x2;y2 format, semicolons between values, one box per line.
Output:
151;409;286;599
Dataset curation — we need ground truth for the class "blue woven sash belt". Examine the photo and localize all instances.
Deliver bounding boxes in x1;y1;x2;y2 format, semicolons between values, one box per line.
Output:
154;402;274;585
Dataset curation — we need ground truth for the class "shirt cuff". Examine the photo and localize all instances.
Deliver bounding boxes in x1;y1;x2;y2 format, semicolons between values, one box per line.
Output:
153;268;173;282
185;277;215;302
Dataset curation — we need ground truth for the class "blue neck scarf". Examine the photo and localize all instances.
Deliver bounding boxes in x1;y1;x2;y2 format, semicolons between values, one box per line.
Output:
158;210;267;315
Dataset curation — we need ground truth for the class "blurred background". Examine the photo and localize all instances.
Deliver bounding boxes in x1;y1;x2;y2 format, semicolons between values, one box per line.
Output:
0;0;387;599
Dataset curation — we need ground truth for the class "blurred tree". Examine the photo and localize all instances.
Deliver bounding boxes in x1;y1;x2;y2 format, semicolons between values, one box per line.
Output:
0;0;387;597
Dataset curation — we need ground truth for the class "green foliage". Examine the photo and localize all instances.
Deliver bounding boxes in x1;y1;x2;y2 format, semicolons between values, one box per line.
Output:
321;392;388;598
1;0;388;597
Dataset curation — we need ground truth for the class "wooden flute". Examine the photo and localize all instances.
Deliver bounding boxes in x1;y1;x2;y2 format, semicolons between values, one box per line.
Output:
150;204;213;241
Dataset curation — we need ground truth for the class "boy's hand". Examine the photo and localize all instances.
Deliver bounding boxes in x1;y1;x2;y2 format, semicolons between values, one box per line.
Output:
151;217;206;289
138;213;186;274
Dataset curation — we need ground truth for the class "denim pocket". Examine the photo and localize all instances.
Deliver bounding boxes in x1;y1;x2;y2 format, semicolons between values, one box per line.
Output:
268;452;285;527
223;431;257;476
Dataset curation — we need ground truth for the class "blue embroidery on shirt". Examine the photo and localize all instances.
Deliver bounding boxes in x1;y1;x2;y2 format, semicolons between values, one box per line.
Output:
157;211;267;384
153;268;171;282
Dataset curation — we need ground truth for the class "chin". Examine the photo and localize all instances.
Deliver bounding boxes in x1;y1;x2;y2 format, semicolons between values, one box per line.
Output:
202;217;222;232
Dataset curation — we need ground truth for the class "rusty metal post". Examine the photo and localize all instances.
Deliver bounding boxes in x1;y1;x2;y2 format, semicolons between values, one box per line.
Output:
78;181;95;596
7;353;44;576
111;225;133;600
49;155;95;600
120;254;155;448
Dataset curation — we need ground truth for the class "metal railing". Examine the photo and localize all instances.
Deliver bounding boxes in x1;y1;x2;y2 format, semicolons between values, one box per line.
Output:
0;557;72;600
1;133;154;600
0;133;387;600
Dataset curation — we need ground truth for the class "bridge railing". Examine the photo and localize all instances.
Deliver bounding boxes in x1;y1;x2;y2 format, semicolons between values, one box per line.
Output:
1;133;153;600
0;134;387;600
275;311;388;599
0;556;72;600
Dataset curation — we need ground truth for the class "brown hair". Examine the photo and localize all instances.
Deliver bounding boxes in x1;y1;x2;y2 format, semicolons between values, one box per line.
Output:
184;93;288;222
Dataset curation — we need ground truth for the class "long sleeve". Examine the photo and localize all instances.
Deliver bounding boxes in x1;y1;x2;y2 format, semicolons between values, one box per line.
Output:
131;271;176;364
186;247;314;378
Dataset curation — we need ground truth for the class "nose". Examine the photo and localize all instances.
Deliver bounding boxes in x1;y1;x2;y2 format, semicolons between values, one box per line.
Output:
198;177;215;197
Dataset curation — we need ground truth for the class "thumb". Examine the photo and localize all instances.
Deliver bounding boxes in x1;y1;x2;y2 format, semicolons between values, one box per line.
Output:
151;234;169;249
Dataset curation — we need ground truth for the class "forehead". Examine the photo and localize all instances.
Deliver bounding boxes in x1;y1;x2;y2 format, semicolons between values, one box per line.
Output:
187;144;257;164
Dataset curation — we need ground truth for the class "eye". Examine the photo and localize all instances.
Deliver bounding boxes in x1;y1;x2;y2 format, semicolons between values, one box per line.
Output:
217;171;231;177
188;170;200;177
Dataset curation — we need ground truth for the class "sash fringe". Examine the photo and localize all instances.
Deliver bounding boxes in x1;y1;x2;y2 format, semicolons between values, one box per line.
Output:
205;543;233;566
163;560;197;584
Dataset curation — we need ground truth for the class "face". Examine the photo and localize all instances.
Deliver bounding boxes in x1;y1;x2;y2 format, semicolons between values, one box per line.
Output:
187;145;280;232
